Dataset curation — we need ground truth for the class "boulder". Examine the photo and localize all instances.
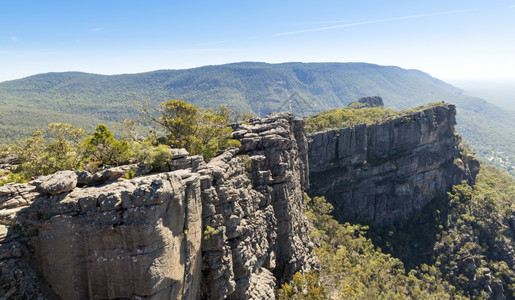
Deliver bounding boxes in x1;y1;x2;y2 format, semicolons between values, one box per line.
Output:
347;96;384;109
37;170;77;195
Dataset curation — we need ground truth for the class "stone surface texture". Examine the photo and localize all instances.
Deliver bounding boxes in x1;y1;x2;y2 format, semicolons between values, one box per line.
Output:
201;113;316;299
1;168;203;300
0;106;480;299
307;104;479;224
348;96;384;109
0;113;316;300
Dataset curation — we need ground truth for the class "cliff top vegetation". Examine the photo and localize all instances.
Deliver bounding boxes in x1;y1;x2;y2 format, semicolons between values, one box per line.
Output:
0;100;240;186
305;101;445;134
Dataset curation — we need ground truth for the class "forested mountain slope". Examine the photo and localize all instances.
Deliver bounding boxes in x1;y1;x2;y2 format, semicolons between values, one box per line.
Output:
0;62;513;174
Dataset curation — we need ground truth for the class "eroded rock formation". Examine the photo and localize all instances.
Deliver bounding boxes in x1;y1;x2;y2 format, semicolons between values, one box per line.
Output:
347;96;384;109
1;165;204;299
0;105;479;299
307;104;479;224
0;113;315;300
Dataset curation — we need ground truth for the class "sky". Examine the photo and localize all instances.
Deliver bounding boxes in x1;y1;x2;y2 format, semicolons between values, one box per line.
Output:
1;0;515;82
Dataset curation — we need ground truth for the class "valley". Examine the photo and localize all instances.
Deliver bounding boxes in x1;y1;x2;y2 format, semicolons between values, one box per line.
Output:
1;62;513;176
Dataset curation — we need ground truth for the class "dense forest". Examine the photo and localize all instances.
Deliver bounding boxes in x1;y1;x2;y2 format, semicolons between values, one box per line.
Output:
0;62;513;176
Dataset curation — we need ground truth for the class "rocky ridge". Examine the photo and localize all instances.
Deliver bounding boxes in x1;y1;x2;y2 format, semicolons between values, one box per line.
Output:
0;104;479;299
307;103;479;224
347;96;384;109
0;113;315;299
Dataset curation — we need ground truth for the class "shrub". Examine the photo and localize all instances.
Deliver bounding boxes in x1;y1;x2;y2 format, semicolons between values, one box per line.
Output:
7;123;87;180
84;124;130;167
203;225;219;240
140;100;240;161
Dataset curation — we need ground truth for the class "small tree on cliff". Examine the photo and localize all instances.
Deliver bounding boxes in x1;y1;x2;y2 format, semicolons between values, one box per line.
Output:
8;123;87;178
84;124;129;167
140;100;240;161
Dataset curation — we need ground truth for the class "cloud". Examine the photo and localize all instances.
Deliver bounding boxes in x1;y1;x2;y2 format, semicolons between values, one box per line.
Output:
10;36;18;42
161;48;240;55
273;8;478;37
90;28;104;33
290;20;362;26
196;40;234;46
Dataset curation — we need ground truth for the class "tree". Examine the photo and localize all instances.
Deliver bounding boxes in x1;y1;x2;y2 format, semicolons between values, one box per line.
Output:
84;124;129;168
8;123;87;178
140;99;240;161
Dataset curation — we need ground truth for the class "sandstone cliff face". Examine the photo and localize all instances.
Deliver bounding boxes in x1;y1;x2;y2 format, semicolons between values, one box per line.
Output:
0;106;479;299
0;113;316;300
307;104;479;224
1;164;203;299
200;113;316;299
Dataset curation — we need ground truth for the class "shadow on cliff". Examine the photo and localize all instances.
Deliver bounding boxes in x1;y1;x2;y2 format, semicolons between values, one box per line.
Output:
0;202;61;299
364;194;450;270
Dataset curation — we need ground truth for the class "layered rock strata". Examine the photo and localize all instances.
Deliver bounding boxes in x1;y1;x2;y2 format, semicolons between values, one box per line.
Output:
0;105;479;299
307;104;479;224
200;114;316;299
1;163;204;299
0;113;316;299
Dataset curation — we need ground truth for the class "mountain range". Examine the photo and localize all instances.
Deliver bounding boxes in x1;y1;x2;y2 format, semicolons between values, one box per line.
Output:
0;62;513;175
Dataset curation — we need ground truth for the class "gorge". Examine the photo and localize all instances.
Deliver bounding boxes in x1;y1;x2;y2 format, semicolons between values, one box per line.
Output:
0;103;481;299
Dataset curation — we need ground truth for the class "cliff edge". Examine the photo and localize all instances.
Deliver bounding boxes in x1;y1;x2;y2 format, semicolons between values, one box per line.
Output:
0;113;316;300
0;105;479;299
307;103;479;224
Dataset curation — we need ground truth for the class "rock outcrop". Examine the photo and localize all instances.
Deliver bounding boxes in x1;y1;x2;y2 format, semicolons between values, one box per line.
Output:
307;104;479;224
1;167;203;299
347;96;384;109
0;105;480;299
0;113;316;299
0;154;18;182
200;114;316;299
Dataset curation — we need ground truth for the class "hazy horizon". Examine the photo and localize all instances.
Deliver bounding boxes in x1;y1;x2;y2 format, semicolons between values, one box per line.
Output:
1;0;514;82
448;78;515;111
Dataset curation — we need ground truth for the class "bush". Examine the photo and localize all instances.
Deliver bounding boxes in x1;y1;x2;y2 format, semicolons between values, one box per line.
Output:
140;100;240;161
7;123;87;180
131;141;174;172
84;124;130;167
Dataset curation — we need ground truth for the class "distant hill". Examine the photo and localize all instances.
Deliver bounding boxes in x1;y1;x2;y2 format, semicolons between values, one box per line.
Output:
0;62;513;175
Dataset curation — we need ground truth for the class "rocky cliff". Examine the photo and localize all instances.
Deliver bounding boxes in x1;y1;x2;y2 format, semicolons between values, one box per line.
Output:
0;113;316;299
307;104;479;224
0;105;479;299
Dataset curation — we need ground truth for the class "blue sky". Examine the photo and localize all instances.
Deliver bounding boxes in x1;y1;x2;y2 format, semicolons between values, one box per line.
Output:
1;0;514;82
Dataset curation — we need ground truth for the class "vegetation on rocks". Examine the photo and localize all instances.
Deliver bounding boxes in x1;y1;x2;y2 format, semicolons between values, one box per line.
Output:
84;124;130;169
280;194;453;299
0;100;240;185
305;101;445;134
281;162;514;299
1;96;513;298
139;100;241;161
6;123;87;180
365;165;514;299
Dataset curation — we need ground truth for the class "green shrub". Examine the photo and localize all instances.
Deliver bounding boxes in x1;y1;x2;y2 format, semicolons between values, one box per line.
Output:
203;225;219;240
84;124;130;167
7;123;87;180
130;141;173;172
124;169;135;179
140;100;240;161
